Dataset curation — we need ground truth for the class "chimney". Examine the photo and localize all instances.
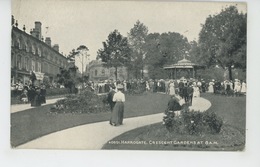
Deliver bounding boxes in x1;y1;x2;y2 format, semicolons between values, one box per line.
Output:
45;37;51;46
34;21;42;40
53;44;59;52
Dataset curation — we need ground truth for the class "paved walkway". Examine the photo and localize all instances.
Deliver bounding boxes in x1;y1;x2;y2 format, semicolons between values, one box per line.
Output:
17;97;211;150
11;98;64;113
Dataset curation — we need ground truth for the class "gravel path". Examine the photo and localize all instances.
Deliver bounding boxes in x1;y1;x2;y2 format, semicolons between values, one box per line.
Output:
17;97;211;150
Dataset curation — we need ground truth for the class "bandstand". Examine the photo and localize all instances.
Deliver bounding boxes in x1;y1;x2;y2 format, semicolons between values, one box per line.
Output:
163;58;204;79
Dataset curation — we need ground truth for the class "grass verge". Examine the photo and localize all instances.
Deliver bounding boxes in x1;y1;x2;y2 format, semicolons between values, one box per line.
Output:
11;92;170;147
102;93;246;151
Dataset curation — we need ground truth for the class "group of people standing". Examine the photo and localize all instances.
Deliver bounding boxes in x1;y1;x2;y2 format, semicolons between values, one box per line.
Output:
12;81;47;107
207;79;246;96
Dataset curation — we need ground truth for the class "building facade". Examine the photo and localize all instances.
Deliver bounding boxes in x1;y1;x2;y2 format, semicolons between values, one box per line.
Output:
11;17;68;85
86;60;128;81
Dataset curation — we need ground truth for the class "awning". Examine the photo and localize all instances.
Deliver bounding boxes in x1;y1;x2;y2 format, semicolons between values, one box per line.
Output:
34;72;45;81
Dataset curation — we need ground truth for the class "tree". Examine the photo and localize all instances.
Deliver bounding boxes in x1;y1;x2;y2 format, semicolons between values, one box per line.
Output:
144;32;191;79
56;67;77;93
97;30;131;80
189;40;201;63
198;6;247;80
128;20;148;79
68;45;89;86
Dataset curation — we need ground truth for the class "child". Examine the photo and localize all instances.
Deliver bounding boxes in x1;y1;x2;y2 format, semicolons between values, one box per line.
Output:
20;89;28;103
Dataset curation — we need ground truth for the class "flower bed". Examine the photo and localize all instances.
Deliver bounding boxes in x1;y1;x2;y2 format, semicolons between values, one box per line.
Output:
50;90;110;114
163;108;223;135
46;88;71;96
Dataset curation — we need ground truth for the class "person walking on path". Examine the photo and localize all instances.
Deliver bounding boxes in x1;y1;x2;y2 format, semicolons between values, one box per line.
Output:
31;86;41;107
107;85;116;112
40;84;46;104
110;84;125;126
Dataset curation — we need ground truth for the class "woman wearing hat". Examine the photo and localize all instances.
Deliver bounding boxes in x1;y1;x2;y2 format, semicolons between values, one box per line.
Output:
110;84;125;126
169;80;175;95
208;79;215;93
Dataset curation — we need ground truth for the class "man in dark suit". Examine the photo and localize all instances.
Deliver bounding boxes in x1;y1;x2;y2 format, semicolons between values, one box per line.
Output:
178;80;185;98
167;95;181;112
107;85;116;112
187;84;194;105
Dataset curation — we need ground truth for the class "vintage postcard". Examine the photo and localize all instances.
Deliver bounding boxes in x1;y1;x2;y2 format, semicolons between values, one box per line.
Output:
10;0;247;151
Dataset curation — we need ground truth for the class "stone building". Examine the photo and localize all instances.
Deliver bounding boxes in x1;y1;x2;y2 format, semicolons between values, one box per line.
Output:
11;16;68;85
86;60;128;81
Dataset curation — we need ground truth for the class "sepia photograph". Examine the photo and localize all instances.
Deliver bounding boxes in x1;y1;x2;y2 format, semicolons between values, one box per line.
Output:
9;0;248;152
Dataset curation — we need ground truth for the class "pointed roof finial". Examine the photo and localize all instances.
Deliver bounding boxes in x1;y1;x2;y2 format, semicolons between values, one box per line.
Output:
23;25;26;32
15;20;18;27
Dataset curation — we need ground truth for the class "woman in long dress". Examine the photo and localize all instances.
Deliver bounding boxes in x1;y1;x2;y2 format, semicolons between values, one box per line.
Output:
169;80;175;95
208;80;214;93
193;85;200;98
241;80;246;95
110;84;125;126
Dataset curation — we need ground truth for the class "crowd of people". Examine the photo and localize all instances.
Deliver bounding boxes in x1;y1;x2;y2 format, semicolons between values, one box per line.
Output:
90;77;246;98
11;81;46;107
98;77;246;126
11;77;246;125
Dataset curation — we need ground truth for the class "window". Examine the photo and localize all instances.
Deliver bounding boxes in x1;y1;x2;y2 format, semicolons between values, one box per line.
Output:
25;57;29;71
101;69;105;75
95;70;98;76
21;57;24;69
15;39;21;49
17;55;22;69
31;60;35;71
38;48;41;57
25;43;29;52
37;62;41;72
32;45;35;55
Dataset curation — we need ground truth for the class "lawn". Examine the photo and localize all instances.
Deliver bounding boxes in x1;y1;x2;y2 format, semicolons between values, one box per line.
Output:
102;93;246;151
11;92;170;147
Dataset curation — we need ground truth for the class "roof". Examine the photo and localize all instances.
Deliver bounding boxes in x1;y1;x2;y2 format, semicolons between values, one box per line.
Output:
12;27;66;60
163;58;204;69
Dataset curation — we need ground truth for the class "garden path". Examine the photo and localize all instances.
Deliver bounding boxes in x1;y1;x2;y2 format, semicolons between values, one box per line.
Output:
10;98;64;113
17;96;211;150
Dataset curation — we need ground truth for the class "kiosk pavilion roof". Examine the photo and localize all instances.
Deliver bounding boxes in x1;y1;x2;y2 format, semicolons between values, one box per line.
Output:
163;58;203;69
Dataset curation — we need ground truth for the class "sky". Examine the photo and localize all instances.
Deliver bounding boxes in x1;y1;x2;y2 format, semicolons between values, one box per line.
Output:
11;0;247;72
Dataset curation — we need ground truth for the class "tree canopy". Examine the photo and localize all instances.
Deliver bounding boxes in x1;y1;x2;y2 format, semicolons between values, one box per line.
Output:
198;6;247;80
144;32;191;79
128;20;149;79
97;29;131;80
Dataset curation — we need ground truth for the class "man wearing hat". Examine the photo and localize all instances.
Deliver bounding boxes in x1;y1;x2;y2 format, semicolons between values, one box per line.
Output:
107;85;116;112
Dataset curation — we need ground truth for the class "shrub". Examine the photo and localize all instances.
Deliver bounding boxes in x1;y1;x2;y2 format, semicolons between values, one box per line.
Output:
50;89;110;114
46;88;71;96
163;109;223;135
